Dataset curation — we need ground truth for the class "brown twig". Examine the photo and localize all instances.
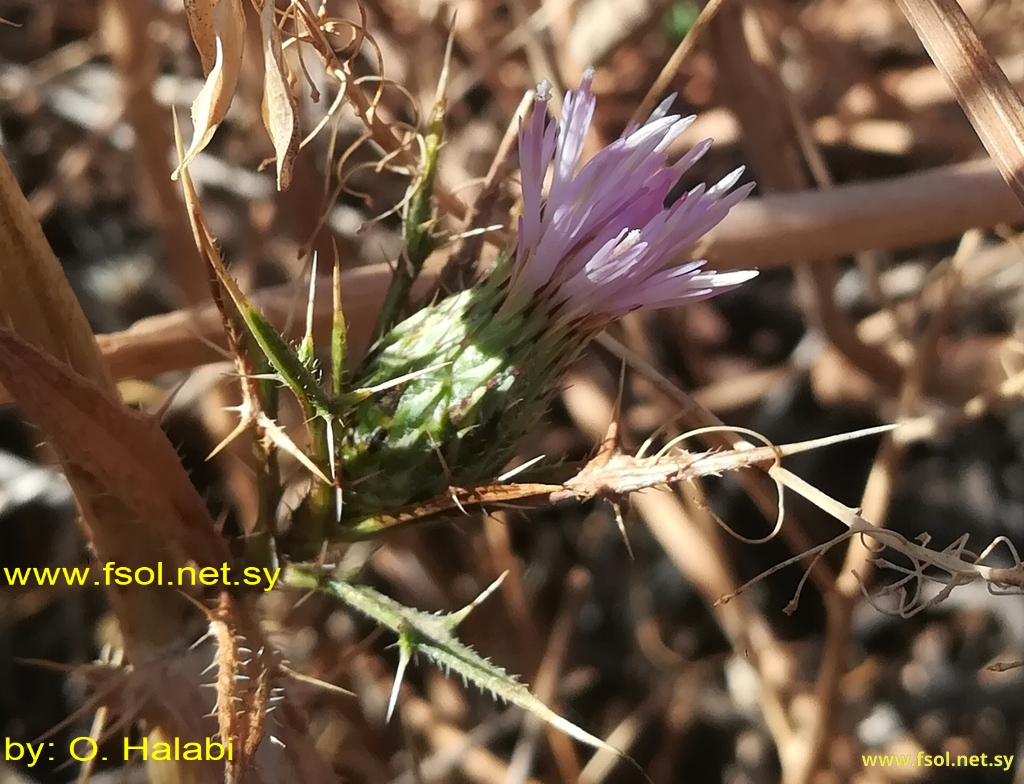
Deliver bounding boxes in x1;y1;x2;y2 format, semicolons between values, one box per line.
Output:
896;0;1024;211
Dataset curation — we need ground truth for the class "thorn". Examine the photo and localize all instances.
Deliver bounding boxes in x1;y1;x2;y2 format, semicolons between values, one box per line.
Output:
323;415;343;522
448;484;468;516
435;10;455;108
303;252;319;356
246;372;286;382
269;735;286;748
611;500;634;559
201;660;219;676
386;640;412;723
259;413;333;485
278;664;354;697
448;571;508;628
207;405;256;460
189;631;214;651
153;374;192;422
427;438;468;516
350;362;453;399
497;453;546;482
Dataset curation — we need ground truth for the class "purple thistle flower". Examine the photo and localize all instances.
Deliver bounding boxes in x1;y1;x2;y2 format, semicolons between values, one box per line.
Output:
342;71;757;523
505;68;757;326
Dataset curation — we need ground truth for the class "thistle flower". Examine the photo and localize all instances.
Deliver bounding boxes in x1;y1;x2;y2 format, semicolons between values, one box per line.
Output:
341;69;757;527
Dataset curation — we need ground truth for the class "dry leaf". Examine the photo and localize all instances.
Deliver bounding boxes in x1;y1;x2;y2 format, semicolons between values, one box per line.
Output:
260;0;299;189
174;0;246;179
0;146;224;654
183;0;220;74
0;326;230;570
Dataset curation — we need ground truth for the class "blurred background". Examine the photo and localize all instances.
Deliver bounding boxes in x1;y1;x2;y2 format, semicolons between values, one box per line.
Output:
3;0;1024;782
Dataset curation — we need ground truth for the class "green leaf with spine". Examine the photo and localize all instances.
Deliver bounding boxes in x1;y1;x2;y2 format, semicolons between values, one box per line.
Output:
283;566;629;762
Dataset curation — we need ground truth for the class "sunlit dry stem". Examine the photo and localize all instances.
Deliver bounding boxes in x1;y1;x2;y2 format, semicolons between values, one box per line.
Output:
339;424;897;539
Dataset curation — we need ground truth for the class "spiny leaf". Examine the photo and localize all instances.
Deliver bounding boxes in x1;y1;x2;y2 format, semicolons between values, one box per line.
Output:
337;423;899;538
284;568;626;759
173;111;330;416
183;591;273;783
403;100;445;267
209;270;330;415
372;96;447;342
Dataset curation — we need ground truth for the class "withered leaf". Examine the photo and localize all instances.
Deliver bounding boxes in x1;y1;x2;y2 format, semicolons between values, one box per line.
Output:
260;0;299;190
174;0;246;179
183;0;219;74
0;326;229;568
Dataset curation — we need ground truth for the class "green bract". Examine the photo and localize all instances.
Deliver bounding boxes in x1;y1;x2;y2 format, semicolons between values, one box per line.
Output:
341;267;569;523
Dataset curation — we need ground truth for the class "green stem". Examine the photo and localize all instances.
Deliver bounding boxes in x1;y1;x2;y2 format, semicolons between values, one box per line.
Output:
370;101;445;344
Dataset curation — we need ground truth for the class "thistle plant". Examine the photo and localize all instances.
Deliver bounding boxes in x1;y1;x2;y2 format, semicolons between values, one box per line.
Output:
341;69;758;529
167;67;763;769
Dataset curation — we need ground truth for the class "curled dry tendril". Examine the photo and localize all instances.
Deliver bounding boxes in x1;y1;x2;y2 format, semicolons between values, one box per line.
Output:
642;424;788;546
717;464;1024;620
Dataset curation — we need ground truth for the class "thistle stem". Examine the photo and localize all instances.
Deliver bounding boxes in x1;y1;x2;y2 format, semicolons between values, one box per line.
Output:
370;101;445;344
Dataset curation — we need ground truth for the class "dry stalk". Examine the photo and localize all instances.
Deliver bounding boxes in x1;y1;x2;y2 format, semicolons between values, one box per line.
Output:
896;0;1024;210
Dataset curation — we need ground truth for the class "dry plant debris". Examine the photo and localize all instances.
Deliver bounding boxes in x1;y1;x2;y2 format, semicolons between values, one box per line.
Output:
3;1;1024;784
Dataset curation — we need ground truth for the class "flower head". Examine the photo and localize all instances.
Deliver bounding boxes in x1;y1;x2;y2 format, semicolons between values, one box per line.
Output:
342;72;757;522
505;68;757;327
